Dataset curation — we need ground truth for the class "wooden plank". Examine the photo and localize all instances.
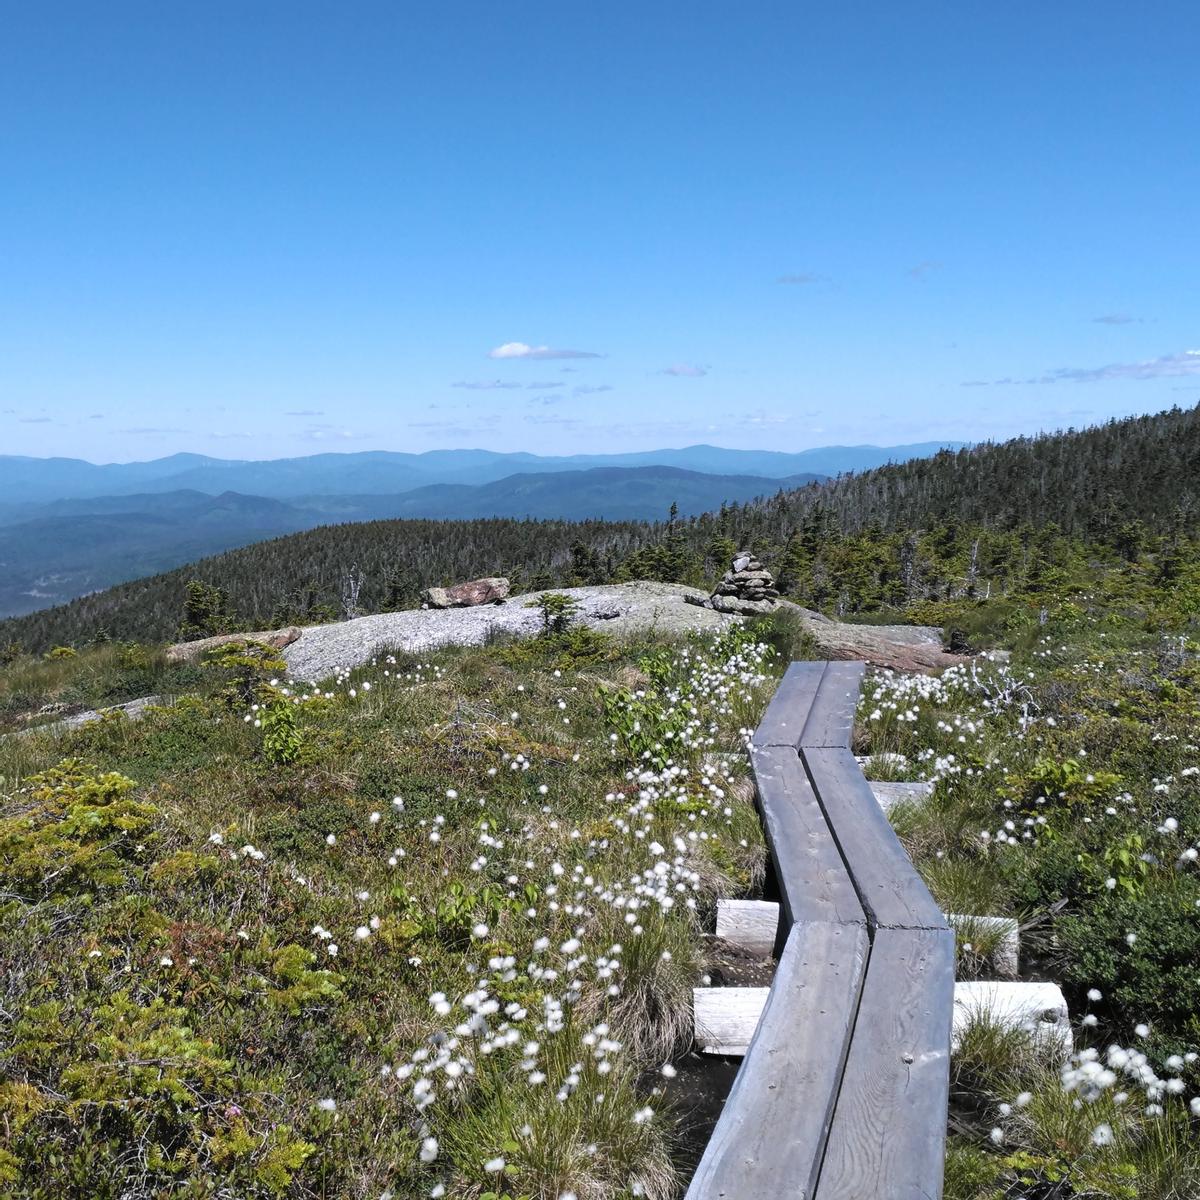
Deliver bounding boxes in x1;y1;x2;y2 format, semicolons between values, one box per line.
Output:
798;660;866;749
752;660;827;747
687;921;871;1199
751;746;866;935
871;780;934;813
815;927;954;1200
716;899;779;956
694;986;770;1056
802;746;946;930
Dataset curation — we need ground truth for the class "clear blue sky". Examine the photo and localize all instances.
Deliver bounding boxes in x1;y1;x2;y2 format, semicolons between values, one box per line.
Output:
2;2;1197;462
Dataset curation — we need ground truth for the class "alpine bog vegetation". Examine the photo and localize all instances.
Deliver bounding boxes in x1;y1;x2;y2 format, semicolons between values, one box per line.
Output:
0;621;774;1198
857;600;1200;1197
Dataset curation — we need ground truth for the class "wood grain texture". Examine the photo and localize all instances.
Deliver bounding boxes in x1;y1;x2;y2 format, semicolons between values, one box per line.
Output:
815;927;955;1200
799;660;866;748
802;746;946;930
693;986;771;1056
752;661;828;747
751;745;866;934
686;921;871;1200
716;899;779;956
870;780;935;813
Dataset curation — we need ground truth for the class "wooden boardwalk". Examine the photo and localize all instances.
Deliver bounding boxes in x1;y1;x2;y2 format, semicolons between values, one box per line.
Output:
687;660;955;1200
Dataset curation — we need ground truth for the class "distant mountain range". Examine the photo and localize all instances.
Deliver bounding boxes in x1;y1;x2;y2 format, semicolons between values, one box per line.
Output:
0;465;823;617
0;441;965;619
0;442;963;508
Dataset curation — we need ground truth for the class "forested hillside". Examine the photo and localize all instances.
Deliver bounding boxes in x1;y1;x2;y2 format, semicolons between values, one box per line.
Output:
3;405;1196;652
0;518;657;649
0;467;817;618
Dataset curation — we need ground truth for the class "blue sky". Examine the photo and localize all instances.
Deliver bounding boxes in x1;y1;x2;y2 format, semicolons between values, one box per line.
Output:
2;2;1197;462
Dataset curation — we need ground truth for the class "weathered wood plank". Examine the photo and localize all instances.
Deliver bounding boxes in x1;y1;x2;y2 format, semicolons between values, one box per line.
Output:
752;661;828;747
716;899;779;956
803;746;946;930
687;921;871;1199
871;780;935;813
751;746;866;934
798;660;866;748
693;986;770;1056
815;927;955;1200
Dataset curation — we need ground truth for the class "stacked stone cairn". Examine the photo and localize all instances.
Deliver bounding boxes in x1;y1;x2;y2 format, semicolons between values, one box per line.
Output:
708;550;780;615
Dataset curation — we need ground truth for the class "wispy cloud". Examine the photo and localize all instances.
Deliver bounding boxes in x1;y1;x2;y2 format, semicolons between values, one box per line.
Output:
572;384;614;397
963;350;1200;388
488;341;603;360
114;426;185;435
524;412;583;429
408;415;502;436
659;364;707;377
776;272;829;285
727;408;793;428
526;381;560;390
452;379;522;390
1044;350;1200;383
528;394;565;406
907;260;942;279
300;422;366;441
1092;313;1141;325
285;408;325;416
19;416;53;424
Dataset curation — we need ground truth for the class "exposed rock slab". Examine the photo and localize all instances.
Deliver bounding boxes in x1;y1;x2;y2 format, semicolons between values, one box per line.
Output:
782;604;965;672
166;627;302;663
278;581;965;683
282;582;734;682
15;694;171;738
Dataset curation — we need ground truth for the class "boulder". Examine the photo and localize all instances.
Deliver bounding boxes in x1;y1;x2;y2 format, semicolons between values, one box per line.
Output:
166;627;302;664
422;577;510;609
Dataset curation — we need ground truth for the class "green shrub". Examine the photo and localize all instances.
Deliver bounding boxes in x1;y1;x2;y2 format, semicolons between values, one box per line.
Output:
1057;886;1200;1049
0;760;153;899
261;696;304;764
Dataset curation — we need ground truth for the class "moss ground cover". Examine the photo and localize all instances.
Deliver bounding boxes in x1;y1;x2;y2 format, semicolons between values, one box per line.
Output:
0;623;773;1199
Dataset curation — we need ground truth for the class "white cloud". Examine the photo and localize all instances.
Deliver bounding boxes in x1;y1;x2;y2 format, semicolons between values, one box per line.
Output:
488;341;602;360
660;364;707;377
452;379;522;390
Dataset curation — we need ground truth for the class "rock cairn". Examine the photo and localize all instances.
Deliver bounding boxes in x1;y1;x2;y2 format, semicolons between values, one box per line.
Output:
707;551;779;615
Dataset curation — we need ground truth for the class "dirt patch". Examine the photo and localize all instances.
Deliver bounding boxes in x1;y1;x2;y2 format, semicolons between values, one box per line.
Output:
703;936;778;988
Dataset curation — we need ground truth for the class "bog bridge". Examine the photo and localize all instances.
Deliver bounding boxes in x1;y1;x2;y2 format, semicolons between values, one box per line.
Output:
688;661;955;1200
